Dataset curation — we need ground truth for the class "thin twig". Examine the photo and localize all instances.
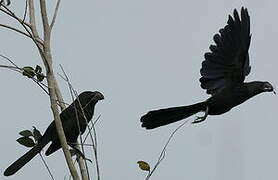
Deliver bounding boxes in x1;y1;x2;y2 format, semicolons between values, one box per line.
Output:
32;78;49;95
0;53;49;95
3;3;45;55
0;65;21;73
39;153;55;180
50;0;61;30
69;115;102;180
69;143;95;147
23;0;28;22
69;88;91;180
0;23;32;38
59;65;103;180
37;1;78;177
59;65;90;180
0;54;22;73
0;54;19;68
0;8;31;28
0;4;44;48
83;115;102;142
92;114;101;126
88;116;101;180
146;119;191;180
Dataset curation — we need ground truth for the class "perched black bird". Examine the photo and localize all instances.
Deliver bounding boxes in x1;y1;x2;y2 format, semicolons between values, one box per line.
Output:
4;91;104;176
140;7;274;129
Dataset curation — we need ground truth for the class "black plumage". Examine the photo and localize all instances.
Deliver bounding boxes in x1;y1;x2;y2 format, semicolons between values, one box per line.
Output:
141;7;274;129
4;91;104;176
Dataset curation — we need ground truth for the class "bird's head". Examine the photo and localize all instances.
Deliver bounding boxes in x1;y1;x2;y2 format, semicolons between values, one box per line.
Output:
84;91;104;101
77;91;104;108
91;91;105;101
245;81;275;96
250;81;275;94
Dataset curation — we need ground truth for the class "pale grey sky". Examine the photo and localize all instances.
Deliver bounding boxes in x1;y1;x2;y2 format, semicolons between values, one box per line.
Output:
1;0;278;180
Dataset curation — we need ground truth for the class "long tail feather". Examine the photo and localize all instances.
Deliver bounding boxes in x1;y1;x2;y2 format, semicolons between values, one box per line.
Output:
4;138;48;176
140;102;207;129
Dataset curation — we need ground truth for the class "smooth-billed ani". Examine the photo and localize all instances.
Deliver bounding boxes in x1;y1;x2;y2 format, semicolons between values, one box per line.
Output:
4;91;104;176
140;7;274;129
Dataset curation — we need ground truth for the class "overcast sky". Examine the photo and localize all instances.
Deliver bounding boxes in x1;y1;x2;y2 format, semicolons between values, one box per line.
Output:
1;0;278;180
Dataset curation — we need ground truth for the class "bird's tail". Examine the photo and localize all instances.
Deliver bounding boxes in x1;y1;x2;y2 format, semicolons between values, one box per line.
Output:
4;138;48;176
140;102;207;129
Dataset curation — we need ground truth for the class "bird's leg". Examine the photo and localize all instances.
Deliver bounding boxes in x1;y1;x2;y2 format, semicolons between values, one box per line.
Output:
192;106;209;124
68;143;92;163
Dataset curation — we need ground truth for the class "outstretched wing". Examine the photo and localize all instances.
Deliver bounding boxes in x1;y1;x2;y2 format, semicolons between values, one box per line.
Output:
200;7;251;94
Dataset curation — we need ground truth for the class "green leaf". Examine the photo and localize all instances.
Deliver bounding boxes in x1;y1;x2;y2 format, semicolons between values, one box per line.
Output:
36;73;45;82
16;137;35;148
19;130;32;137
35;65;42;73
32;126;42;142
22;66;35;78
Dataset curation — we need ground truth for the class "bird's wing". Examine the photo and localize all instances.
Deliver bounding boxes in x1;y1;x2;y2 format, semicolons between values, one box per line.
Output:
200;7;251;95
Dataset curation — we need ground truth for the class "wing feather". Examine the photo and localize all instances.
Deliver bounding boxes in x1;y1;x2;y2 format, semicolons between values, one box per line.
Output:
200;7;251;94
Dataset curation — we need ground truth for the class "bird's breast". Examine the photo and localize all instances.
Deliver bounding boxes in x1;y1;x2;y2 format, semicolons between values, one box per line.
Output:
206;85;250;115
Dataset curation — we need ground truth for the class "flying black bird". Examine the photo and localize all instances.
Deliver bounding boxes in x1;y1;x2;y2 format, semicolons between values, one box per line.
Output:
140;7;274;129
4;91;104;176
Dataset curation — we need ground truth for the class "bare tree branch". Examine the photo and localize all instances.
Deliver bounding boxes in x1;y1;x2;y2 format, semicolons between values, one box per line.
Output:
1;2;82;179
1;1;49;71
46;72;80;180
28;0;50;69
146;119;190;180
39;0;50;41
0;54;50;95
0;23;31;38
28;0;52;76
75;89;101;180
23;0;28;22
0;4;44;47
0;6;31;28
54;77;66;110
50;0;61;30
0;54;19;68
39;153;54;180
39;1;80;179
59;66;90;180
0;65;21;72
28;0;40;40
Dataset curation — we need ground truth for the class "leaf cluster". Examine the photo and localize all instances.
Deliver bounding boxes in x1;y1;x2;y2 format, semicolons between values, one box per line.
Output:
22;65;45;82
16;127;42;148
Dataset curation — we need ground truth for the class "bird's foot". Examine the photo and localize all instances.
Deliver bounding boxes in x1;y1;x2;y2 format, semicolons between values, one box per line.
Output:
72;147;93;163
69;143;93;163
192;106;208;124
192;115;207;124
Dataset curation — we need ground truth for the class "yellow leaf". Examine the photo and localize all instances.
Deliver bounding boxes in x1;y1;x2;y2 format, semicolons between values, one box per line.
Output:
137;161;150;172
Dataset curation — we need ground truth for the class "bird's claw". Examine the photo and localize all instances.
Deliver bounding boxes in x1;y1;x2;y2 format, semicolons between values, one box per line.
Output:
192;116;207;124
192;106;209;124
